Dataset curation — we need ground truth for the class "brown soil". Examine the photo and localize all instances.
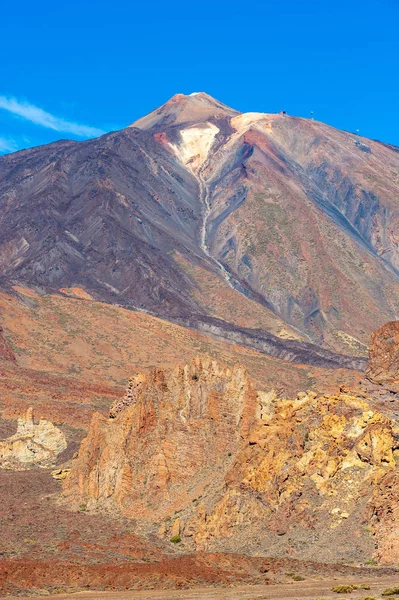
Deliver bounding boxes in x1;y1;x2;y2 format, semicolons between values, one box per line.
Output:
0;357;122;429
5;575;399;600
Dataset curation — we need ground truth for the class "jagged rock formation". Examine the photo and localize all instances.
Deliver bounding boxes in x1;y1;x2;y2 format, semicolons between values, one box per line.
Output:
63;355;399;564
64;356;258;520
358;320;399;564
109;373;146;418
368;469;399;565
0;407;67;468
366;321;399;391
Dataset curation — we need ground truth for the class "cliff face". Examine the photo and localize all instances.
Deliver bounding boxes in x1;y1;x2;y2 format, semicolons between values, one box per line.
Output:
63;354;399;564
191;390;398;560
368;469;399;565
360;320;399;564
64;356;258;520
366;321;399;391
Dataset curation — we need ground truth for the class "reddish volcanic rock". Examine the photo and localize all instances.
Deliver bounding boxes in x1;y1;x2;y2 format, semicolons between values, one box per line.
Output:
0;326;16;362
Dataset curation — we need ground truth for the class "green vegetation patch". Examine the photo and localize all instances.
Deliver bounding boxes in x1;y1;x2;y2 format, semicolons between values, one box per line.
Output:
286;572;306;581
358;585;371;590
332;585;358;593
170;535;181;544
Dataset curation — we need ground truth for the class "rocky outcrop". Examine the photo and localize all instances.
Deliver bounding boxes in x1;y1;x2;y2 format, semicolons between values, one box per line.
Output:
0;407;67;468
191;390;399;555
109;373;146;418
63;356;258;520
51;468;71;480
366;321;399;391
63;355;399;564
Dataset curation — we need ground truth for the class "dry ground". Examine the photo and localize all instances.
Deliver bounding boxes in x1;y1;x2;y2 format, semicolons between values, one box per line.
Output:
6;576;399;600
1;469;397;598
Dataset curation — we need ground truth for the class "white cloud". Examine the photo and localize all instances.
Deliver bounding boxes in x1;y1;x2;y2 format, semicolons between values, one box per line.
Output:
0;96;105;138
0;137;18;153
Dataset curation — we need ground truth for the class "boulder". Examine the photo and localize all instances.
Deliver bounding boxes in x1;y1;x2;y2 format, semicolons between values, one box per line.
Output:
0;407;67;469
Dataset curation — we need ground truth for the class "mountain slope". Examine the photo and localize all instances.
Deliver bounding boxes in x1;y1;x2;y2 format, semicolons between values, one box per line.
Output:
134;94;399;353
200;114;399;351
0;92;398;359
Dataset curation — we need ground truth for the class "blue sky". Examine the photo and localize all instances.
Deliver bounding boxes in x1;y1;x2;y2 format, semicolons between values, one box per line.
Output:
1;0;398;154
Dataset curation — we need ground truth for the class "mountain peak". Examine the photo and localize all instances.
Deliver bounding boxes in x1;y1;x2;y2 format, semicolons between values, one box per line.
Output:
131;91;240;131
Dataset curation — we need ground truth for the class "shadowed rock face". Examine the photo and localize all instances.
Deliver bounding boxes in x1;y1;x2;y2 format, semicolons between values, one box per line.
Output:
366;321;399;391
368;469;399;565
1;92;399;363
63;355;399;564
0;130;203;318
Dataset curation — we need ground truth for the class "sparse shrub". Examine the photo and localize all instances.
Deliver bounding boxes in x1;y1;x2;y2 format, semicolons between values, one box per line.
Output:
382;589;399;596
365;558;378;566
286;573;305;581
79;503;87;512
170;535;181;544
332;585;357;593
358;585;371;590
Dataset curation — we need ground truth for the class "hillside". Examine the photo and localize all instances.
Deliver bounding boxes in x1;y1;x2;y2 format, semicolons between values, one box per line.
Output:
0;286;362;432
0;93;398;358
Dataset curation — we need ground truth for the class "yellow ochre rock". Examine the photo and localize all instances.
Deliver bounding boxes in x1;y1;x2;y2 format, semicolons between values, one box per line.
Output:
62;357;399;561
